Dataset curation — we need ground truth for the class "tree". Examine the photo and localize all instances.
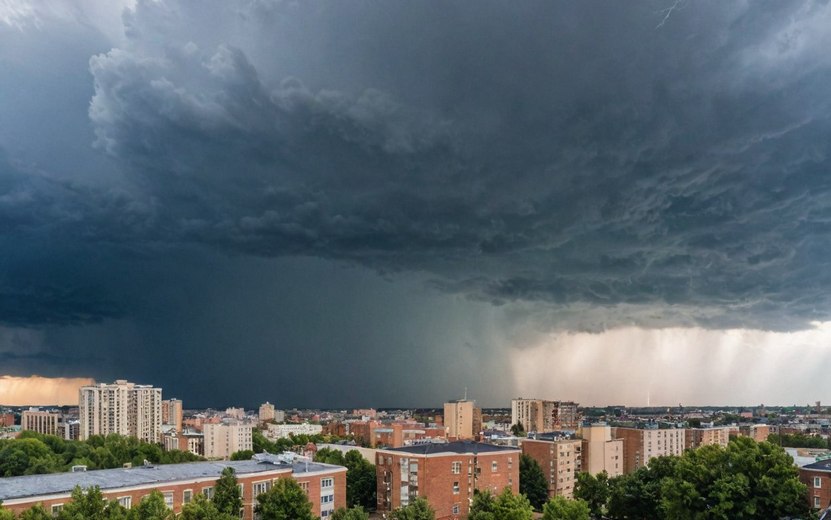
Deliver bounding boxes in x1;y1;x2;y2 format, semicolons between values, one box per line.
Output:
0;500;15;520
229;450;254;461
131;491;173;520
57;485;107;520
574;471;610;517
254;478;316;520
330;506;370;520
180;494;236;520
519;454;548;510
19;505;52;520
469;488;533;520
606;456;677;520
212;467;242;516
511;423;526;437
388;497;436;520
344;450;376;509
659;437;809;519
541;496;590;520
469;490;497;520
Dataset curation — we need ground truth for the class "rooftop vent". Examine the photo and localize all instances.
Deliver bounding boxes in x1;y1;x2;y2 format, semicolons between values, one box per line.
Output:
71;465;87;472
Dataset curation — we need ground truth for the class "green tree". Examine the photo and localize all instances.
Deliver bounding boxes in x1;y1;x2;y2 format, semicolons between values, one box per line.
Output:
344;450;376;509
469;490;497;520
19;505;51;520
179;494;236;520
330;506;370;520
574;471;610;517
469;488;534;520
132;491;173;520
229;450;254;461
0;500;15;520
254;478;315;520
659;437;809;519
56;486;107;520
519;454;548;510
606;456;677;520
388;497;436;520
102;501;130;520
541;496;590;520
212;467;242;516
511;423;526;437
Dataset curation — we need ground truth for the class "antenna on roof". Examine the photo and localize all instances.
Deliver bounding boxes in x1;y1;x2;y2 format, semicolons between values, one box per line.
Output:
464;387;468;400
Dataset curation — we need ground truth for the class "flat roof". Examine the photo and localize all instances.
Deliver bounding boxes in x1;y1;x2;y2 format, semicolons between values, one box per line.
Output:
802;460;831;473
380;441;519;456
0;459;344;502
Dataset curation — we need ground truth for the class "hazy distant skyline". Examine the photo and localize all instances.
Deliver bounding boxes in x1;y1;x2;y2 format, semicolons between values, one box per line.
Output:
3;1;831;408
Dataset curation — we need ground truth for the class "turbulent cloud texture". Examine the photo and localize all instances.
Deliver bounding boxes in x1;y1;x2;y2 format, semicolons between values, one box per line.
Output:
2;0;831;405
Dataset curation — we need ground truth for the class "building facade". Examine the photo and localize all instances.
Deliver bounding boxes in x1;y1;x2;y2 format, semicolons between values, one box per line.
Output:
78;380;162;443
203;422;253;460
0;456;345;520
20;408;60;436
443;400;481;440
580;423;624;477
259;402;276;423
511;399;580;433
800;460;831;511
161;399;183;432
612;427;685;474
376;441;520;520
522;439;581;499
685;427;730;449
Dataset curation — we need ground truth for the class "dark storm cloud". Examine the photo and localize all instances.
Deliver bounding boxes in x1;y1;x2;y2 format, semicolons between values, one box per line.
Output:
70;0;831;330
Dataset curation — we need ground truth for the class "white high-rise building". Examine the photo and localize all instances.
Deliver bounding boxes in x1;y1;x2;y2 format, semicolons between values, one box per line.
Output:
203;422;253;459
79;380;162;443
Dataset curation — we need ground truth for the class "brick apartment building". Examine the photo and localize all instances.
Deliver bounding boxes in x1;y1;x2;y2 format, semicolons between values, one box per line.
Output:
579;424;623;478
685;427;730;449
612;427;685;474
376;441;520;520
522;439;581;499
800;459;831;511
0;455;345;520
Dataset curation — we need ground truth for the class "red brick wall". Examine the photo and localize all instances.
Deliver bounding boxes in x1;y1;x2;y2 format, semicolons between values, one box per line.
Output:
800;469;831;511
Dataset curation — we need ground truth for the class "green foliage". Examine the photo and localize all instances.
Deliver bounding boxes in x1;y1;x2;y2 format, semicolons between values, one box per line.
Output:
659;437;809;519
212;467;242;517
574;471;609;518
254;478;315;520
607;455;677;520
56;485;107;519
0;432;202;478
330;506;370;520
389;497;435;520
179;494;237;520
541;496;590;520
132;491;173;520
511;423;526;437
469;489;533;520
229;450;254;461
768;433;829;449
519;454;548;510
19;505;52;520
0;500;15;520
314;448;376;509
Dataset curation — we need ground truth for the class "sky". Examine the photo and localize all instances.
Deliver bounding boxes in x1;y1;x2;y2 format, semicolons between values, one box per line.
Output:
2;0;831;408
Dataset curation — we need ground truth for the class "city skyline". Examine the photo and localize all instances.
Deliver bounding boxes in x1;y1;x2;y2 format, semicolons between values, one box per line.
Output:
3;1;831;408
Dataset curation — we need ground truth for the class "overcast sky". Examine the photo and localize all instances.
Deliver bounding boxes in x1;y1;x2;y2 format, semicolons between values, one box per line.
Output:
2;0;831;408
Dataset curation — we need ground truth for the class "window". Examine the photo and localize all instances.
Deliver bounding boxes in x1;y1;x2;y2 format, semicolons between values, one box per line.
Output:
492;461;498;472
202;487;215;499
183;490;192;504
815;496;821;508
298;481;310;494
253;481;271;496
321;477;334;488
238;484;244;499
815;477;822;488
117;496;132;509
453;481;460;494
51;504;63;517
321;494;335;504
452;461;462;474
452;504;460;515
163;492;174;509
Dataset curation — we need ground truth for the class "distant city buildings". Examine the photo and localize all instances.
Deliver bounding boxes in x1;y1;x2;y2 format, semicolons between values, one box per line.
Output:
443;399;481;440
511;398;580;432
258;402;275;423
376;441;520;520
685;427;730;449
161;398;183;432
78;380;162;443
20;407;60;436
265;422;323;440
203;422;253;459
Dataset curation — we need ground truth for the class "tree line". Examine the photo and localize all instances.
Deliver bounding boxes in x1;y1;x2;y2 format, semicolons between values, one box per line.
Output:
0;431;202;478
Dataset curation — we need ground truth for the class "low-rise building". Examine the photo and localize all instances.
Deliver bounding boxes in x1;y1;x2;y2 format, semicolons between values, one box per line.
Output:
579;423;623;477
799;459;831;511
265;423;323;440
376;441;520;520
20;408;60;436
0;455;346;519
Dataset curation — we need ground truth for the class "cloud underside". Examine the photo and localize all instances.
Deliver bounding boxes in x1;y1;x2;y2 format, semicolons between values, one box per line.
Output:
3;0;831;331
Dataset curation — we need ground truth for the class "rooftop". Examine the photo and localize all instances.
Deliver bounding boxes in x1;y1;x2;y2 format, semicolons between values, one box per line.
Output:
0;458;344;502
802;460;831;472
381;441;519;455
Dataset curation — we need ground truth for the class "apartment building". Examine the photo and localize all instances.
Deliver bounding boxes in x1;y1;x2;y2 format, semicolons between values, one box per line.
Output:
511;399;580;433
264;423;323;440
738;424;771;442
259;402;276;423
800;459;831;511
162;399;183;432
0;455;346;520
78;380;162;443
579;423;623;477
685;427;730;449
203;422;253;459
163;429;205;457
522;439;582;499
20;408;60;436
376;441;520;520
612;426;685;474
443;399;481;440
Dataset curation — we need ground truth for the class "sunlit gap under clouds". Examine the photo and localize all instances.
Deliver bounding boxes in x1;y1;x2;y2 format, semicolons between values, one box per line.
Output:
510;323;831;407
0;375;95;406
